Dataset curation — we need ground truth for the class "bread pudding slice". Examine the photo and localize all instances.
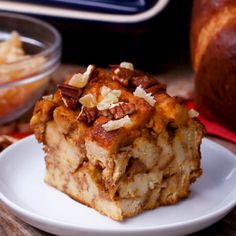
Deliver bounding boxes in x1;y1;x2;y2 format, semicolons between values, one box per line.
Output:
30;62;205;221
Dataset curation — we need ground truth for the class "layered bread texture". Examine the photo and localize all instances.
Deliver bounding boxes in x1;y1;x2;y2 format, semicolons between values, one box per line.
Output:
30;62;205;221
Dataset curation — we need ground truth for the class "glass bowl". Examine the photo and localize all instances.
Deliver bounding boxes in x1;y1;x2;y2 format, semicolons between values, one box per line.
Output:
0;12;61;124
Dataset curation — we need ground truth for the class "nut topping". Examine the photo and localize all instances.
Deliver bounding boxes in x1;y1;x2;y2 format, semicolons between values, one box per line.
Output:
97;86;121;111
79;93;97;108
131;76;166;95
119;62;134;71
133;85;156;106
111;63;166;96
139;78;160;89
112;67;134;86
102;115;132;131
77;106;97;125
109;102;136;119
69;65;95;88
131;75;149;87
145;83;167;94
58;83;82;110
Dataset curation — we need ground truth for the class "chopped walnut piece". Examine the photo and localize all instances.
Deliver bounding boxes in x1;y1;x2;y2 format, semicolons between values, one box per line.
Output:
109;102;136;119
77;106;97;125
58;84;82;110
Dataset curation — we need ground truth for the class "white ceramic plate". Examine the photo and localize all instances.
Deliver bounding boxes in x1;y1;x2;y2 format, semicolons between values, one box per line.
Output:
0;136;236;236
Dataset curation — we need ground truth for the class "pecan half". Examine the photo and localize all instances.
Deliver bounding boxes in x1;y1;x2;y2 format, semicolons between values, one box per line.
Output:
145;83;166;94
131;76;166;95
58;84;82;110
131;75;149;87
109;102;136;119
111;67;135;86
77;106;97;125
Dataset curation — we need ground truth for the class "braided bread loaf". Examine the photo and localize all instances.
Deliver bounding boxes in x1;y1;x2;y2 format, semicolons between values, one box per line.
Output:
191;0;236;130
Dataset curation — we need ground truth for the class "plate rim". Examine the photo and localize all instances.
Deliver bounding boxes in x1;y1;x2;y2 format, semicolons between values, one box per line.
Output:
0;135;236;234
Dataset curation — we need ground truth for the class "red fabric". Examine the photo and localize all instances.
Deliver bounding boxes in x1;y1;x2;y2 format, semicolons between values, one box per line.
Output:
185;100;236;143
11;131;33;139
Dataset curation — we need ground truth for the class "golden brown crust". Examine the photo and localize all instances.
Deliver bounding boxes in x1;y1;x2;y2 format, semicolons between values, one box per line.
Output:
31;63;205;221
195;22;236;127
191;0;236;130
191;0;236;70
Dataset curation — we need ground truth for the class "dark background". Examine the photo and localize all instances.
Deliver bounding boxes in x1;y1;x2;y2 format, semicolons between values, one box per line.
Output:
42;0;194;72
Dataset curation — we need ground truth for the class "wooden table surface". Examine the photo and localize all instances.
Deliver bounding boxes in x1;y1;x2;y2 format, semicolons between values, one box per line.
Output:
0;64;235;236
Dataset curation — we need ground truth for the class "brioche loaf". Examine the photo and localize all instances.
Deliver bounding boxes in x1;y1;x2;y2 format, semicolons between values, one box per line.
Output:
30;62;205;221
191;0;236;130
